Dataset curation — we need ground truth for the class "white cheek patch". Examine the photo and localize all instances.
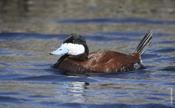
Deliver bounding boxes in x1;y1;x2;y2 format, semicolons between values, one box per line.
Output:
62;43;85;55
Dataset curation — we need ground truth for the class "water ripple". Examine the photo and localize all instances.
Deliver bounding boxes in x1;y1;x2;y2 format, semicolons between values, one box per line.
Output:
56;18;175;25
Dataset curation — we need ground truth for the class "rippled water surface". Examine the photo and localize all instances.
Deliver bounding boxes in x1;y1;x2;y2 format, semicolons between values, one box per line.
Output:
0;19;175;108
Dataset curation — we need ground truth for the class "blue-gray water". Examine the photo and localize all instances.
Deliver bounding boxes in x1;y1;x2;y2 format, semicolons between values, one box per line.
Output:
0;18;175;108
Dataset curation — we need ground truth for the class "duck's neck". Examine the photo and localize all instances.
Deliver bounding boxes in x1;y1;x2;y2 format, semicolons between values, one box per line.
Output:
53;54;69;67
72;53;88;61
54;53;88;67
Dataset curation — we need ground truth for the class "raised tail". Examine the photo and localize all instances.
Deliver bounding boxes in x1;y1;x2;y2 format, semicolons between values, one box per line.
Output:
135;31;152;55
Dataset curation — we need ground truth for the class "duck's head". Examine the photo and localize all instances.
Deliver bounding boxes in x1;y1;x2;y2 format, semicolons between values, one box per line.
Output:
50;34;89;60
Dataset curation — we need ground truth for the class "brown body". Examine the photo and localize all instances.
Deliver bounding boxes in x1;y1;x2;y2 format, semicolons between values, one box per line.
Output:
54;51;141;74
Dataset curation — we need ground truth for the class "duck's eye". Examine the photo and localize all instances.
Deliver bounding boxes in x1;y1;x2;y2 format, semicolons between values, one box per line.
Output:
59;49;62;51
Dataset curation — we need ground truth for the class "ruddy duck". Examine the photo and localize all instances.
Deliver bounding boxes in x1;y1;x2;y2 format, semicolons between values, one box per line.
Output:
50;32;152;74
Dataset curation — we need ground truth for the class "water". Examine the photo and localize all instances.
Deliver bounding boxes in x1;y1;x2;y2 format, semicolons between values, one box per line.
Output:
0;1;175;107
0;21;175;107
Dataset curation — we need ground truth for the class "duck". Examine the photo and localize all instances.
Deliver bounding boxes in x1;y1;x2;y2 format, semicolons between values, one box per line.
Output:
50;31;152;75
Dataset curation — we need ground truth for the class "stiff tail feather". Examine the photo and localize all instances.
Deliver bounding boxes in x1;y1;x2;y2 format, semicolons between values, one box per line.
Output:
136;31;152;55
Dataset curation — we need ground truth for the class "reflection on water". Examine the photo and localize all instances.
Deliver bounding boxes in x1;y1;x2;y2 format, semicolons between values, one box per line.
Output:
61;82;88;103
70;82;86;103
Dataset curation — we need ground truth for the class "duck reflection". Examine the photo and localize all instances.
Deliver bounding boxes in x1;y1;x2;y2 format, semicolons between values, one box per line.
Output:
69;82;89;103
56;81;89;103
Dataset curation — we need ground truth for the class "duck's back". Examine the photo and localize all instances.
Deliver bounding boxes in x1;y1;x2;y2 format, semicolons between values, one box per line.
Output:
56;51;140;74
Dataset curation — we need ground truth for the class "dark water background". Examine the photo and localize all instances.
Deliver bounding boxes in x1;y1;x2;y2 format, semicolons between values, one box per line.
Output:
0;0;175;108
